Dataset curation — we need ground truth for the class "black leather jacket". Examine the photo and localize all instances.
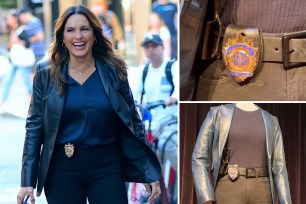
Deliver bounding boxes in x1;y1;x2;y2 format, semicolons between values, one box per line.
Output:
21;59;161;196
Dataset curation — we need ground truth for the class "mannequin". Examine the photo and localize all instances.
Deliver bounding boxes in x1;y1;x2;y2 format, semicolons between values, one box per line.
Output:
192;104;291;204
235;102;258;111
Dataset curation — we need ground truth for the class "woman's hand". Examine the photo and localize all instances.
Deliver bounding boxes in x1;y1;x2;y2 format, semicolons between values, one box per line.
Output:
144;181;161;202
17;187;35;204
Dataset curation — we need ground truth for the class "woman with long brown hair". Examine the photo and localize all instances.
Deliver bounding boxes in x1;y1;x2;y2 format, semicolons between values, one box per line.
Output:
17;5;161;204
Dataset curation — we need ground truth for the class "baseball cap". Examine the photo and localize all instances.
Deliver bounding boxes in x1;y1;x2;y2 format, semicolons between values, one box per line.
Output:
141;34;163;47
19;8;32;14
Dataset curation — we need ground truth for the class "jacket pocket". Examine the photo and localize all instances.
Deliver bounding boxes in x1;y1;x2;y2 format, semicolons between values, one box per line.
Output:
196;60;284;100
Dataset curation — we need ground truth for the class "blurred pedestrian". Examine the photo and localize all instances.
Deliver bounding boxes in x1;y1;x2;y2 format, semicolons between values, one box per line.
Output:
131;34;178;203
140;12;171;65
0;9;33;109
152;0;178;59
98;15;113;42
16;5;161;204
147;12;171;59
132;34;178;172
19;8;46;76
91;0;125;52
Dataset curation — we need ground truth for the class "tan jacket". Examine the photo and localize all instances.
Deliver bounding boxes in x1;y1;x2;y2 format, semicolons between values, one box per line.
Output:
192;104;291;204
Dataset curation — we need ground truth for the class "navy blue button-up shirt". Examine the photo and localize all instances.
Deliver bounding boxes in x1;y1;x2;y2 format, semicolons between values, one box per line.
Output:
56;70;120;146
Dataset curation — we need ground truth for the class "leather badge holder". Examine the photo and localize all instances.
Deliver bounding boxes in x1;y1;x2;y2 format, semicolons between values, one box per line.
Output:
222;24;263;82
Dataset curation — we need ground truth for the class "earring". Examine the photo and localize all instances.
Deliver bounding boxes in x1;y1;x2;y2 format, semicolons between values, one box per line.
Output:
62;43;65;47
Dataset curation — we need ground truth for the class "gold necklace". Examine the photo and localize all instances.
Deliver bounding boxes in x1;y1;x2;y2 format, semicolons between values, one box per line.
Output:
69;61;95;76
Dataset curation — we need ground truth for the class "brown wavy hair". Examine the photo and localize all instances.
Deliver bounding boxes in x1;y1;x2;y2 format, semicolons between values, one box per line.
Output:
49;5;127;95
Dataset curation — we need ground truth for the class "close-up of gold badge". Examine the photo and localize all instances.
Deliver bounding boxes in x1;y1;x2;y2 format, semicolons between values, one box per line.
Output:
222;25;263;83
64;143;74;158
227;164;239;181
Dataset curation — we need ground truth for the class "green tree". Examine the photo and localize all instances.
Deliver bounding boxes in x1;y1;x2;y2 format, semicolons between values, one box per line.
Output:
0;0;17;9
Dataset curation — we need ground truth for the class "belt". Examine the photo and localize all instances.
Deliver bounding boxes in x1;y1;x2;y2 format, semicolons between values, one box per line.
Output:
55;142;119;158
263;31;306;69
224;167;269;178
214;27;306;69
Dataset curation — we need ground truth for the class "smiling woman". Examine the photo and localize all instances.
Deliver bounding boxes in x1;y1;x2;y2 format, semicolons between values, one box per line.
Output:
63;14;95;58
63;13;97;85
16;5;161;204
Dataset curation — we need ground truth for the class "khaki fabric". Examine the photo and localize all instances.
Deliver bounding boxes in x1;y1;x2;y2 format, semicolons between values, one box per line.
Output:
215;175;272;204
196;59;306;100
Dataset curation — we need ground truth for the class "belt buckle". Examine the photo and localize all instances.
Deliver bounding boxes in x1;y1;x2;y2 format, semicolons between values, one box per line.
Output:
282;31;306;69
245;168;256;178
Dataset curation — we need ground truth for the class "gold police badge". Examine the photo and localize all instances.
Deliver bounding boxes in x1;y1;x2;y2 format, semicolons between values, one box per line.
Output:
222;25;263;82
227;164;239;181
64;143;74;158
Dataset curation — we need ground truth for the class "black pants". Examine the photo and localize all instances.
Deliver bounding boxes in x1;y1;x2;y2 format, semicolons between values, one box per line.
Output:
44;143;128;204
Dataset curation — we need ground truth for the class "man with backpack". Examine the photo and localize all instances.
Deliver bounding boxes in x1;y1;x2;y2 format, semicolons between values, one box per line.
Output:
131;34;178;173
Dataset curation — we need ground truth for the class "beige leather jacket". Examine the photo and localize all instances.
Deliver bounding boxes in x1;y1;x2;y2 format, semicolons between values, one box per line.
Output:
192;104;291;204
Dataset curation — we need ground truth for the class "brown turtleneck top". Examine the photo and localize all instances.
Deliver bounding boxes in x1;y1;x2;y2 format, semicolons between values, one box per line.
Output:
220;0;306;33
228;107;267;168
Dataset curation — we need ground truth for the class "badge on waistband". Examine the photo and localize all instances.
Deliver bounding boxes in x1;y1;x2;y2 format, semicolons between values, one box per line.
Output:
64;143;74;158
222;25;262;82
227;164;239;181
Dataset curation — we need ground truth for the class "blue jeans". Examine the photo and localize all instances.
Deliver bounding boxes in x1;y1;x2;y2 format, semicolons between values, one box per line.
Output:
1;64;32;103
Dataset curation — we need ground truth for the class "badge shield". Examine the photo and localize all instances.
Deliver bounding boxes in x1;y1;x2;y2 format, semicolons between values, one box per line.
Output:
64;143;74;158
227;164;239;181
222;25;263;82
